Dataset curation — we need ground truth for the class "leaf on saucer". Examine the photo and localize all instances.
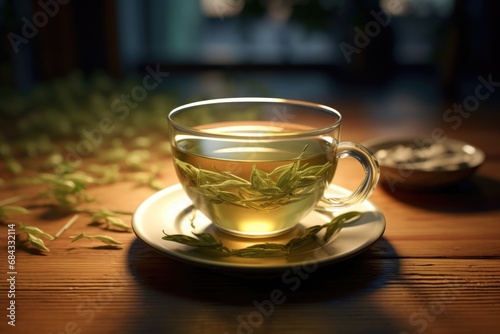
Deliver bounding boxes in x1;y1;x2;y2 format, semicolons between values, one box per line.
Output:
322;211;362;242
163;231;223;248
161;211;366;258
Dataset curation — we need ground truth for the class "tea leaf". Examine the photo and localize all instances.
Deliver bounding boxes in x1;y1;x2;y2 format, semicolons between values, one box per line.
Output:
269;162;294;176
19;224;55;240
0;205;29;219
88;164;120;184
161;212;365;258
201;179;249;189
106;216;131;231
216;169;250;184
322;211;362;242
230;247;285;258
251;166;273;190
42;153;64;169
300;162;331;177
233;242;288;257
70;232;123;246
199;168;230;183
208;197;224;204
162;232;223;248
91;209;117;220
192;232;222;246
7;158;23;175
91;209;131;231
299;144;309;157
217;190;242;203
173;144;332;212
275;162;296;189
36;171;96;208
245;243;284;250
190;186;215;198
258;187;283;196
163;234;199;247
293;177;321;188
283;225;322;254
174;158;199;180
0;195;23;207
65;172;96;184
189;209;197;229
27;233;51;252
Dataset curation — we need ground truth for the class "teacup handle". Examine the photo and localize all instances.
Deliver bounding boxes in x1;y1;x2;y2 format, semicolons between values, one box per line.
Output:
319;142;380;209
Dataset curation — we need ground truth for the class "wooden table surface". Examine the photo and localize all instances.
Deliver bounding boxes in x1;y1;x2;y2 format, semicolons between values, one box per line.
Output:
1;102;499;334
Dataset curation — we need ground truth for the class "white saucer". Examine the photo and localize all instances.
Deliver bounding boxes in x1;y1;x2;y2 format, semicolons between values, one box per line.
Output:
132;184;386;272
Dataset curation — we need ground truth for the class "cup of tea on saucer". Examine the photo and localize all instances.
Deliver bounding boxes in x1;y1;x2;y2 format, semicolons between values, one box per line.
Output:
167;97;380;238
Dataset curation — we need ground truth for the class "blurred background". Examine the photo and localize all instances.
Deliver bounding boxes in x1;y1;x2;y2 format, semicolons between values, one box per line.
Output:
1;0;499;139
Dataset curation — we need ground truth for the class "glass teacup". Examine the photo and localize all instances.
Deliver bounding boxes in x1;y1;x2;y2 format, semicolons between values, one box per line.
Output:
167;98;379;238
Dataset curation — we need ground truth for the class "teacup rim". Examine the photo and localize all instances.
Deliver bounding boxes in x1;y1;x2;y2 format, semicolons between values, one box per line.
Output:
167;97;343;138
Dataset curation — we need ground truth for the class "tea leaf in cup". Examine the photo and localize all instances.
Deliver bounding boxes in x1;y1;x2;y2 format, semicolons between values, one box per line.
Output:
173;153;331;212
250;165;273;190
275;162;296;189
217;190;243;203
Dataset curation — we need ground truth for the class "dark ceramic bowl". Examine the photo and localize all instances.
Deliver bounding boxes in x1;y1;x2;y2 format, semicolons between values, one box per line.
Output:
363;137;485;191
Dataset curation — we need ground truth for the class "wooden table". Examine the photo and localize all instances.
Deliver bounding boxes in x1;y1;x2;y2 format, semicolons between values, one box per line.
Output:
1;102;499;334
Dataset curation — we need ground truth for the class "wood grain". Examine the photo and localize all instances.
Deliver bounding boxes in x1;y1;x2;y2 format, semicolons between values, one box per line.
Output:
1;105;500;334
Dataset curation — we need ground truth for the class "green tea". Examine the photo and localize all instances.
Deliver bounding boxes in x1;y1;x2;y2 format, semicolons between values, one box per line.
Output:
172;124;337;237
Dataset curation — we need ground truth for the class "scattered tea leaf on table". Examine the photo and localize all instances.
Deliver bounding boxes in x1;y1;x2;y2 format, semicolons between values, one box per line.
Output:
91;209;131;231
70;233;123;246
27;233;51;252
19;224;55;240
0;205;29;219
